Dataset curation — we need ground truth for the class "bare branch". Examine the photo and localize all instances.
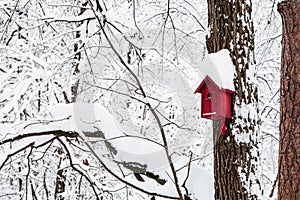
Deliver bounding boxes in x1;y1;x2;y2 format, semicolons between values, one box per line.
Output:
0;130;79;146
81;135;179;199
0;142;35;170
182;152;193;197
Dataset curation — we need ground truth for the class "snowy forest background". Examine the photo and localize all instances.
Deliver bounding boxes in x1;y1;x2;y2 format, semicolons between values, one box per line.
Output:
0;0;281;199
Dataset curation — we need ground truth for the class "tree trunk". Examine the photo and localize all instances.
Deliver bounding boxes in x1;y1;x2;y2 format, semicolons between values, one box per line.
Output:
206;0;261;199
277;1;300;200
71;1;88;103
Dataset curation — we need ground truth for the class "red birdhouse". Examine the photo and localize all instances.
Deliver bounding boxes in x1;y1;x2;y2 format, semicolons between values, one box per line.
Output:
194;75;234;136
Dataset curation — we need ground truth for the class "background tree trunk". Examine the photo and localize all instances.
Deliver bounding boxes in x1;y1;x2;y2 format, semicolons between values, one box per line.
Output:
277;1;300;200
206;0;261;199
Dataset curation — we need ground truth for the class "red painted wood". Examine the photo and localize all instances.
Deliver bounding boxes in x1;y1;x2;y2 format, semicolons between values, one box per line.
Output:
194;75;234;136
220;118;227;136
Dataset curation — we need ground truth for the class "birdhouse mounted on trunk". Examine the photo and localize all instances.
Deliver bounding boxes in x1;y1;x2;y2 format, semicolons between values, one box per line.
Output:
194;75;234;136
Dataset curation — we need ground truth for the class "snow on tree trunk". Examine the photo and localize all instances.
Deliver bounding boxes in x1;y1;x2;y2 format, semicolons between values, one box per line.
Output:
70;1;88;103
206;0;261;199
277;1;300;200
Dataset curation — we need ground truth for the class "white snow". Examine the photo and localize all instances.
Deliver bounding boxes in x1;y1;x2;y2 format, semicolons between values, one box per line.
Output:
0;0;281;199
49;103;173;171
0;103;215;199
186;165;214;200
203;112;217;115
199;49;235;91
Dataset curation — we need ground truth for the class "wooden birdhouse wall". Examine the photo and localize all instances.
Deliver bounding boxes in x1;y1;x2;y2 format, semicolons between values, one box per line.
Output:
195;75;234;121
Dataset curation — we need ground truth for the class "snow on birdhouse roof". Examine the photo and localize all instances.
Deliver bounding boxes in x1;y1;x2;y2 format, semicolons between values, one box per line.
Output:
197;49;235;91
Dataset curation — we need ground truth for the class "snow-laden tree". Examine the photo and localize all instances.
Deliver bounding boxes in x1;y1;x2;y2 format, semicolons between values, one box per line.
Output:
0;0;211;199
0;1;113;198
253;0;282;199
0;0;283;199
205;0;262;199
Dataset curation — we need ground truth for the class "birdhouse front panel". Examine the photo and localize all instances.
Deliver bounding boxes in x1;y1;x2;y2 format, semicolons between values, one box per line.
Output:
200;81;221;120
201;85;211;118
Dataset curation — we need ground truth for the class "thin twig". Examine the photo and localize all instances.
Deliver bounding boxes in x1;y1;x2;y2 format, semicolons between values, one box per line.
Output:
81;135;179;199
182;152;193;196
269;173;278;197
56;137;100;199
0;142;35;170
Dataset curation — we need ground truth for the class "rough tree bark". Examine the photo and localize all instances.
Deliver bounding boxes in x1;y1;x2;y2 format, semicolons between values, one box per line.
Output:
277;1;300;200
206;0;261;199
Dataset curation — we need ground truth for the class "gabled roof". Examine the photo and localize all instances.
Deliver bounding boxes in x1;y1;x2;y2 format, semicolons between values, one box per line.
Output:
194;75;234;94
194;75;220;94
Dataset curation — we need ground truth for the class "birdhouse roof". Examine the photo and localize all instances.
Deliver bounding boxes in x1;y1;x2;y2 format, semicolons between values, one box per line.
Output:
194;75;234;94
194;75;219;93
196;49;235;91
